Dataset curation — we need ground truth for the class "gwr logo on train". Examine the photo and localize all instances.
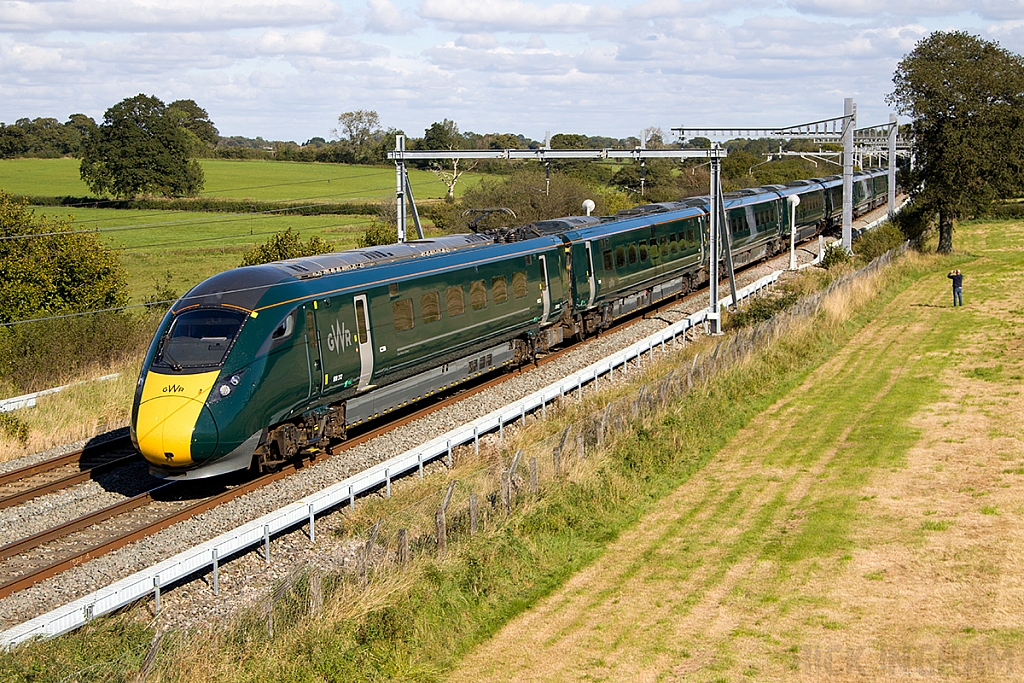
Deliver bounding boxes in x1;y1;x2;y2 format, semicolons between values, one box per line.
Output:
162;384;185;393
325;319;353;354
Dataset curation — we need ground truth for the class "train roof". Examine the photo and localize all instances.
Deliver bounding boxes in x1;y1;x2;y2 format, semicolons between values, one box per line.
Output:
176;233;565;315
175;234;497;313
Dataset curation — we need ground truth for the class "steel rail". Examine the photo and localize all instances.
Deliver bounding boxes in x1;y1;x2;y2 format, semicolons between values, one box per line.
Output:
0;435;131;488
0;482;174;563
0;468;295;600
0;454;139;511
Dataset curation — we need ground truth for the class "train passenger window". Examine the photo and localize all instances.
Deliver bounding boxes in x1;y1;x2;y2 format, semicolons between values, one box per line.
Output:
628;244;638;265
660;236;668;256
650;240;659;261
421;292;441;324
639;241;648;262
446;286;465;317
354;301;368;345
670;234;678;252
603;250;613;271
615;246;626;268
512;271;527;298
392;298;414;332
306;309;318;351
492;276;508;304
271;312;294;341
470;280;487;311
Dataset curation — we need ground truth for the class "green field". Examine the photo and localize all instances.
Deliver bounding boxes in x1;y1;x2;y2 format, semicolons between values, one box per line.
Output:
0;157;480;202
26;205;378;302
1;157;485;302
41;206;378;300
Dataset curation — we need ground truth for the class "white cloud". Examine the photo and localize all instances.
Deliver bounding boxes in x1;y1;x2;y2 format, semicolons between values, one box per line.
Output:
455;33;499;49
418;0;622;32
365;0;419;34
0;0;343;32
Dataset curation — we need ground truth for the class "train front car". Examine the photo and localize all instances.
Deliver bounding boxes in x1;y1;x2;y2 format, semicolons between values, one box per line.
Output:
131;265;312;480
131;233;564;480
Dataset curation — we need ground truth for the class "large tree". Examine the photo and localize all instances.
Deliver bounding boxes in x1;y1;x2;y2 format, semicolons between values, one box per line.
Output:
331;110;394;164
888;31;1024;252
80;94;206;198
168;99;219;148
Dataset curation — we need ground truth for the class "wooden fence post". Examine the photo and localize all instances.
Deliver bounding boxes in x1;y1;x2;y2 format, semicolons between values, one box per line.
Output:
436;480;457;557
132;631;164;683
309;570;322;616
529;457;538;496
360;519;382;587
469;494;479;535
397;529;408;568
501;476;511;518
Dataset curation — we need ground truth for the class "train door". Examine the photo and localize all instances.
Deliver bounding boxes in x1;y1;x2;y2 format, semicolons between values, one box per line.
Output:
584;241;597;307
353;294;374;390
538;254;551;324
302;303;323;399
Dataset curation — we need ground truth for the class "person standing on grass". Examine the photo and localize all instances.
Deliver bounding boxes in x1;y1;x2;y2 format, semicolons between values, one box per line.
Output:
948;269;963;306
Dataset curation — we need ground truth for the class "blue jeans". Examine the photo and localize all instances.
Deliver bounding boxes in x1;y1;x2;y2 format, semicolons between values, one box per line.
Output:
953;286;963;306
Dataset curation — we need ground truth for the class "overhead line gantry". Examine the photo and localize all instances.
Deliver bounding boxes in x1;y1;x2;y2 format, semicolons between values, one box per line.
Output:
387;138;737;333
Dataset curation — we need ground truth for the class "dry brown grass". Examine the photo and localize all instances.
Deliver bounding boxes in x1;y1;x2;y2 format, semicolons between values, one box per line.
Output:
0;354;143;463
445;231;1024;681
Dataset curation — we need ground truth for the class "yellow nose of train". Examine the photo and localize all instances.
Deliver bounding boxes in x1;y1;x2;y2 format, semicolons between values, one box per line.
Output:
135;370;220;468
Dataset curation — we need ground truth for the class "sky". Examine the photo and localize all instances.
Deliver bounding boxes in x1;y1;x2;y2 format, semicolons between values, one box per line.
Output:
1;0;1023;144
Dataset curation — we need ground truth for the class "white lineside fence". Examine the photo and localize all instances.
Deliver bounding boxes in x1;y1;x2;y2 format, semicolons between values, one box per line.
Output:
0;215;906;647
0;374;121;414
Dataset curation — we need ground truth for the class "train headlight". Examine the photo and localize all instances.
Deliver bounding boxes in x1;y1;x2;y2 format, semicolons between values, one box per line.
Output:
208;368;247;404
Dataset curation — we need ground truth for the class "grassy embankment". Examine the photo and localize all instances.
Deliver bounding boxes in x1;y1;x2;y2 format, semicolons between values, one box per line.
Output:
6;219;1012;682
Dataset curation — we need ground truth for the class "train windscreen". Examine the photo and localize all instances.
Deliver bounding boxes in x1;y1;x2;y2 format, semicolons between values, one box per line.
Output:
155;309;246;370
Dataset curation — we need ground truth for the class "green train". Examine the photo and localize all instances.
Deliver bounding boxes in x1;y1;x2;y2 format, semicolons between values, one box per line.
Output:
132;169;890;479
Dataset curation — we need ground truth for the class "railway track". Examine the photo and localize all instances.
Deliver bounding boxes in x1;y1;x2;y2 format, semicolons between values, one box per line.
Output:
0;327;619;602
0;435;136;511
